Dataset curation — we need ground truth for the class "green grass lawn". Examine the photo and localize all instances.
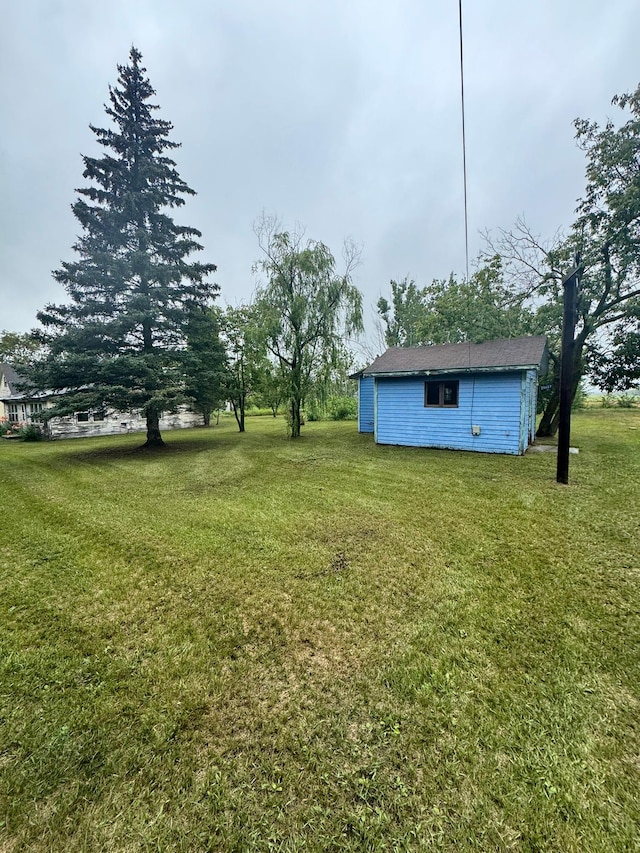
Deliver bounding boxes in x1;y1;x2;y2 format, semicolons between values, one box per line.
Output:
1;410;639;852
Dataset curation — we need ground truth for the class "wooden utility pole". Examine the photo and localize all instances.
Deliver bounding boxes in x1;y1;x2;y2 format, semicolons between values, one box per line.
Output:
556;262;581;484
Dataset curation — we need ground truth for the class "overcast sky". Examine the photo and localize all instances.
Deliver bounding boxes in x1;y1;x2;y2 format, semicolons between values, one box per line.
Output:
1;0;638;344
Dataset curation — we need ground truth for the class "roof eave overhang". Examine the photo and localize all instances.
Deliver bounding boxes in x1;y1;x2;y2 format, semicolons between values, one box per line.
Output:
363;364;541;379
1;391;54;402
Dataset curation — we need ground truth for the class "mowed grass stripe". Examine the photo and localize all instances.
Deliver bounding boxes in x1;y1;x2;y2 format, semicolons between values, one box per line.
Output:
0;409;638;851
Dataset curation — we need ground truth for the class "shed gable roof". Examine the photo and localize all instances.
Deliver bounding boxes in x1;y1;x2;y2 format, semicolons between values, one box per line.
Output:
362;335;548;377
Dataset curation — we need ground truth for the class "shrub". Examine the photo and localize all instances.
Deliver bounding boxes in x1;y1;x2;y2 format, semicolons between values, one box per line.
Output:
0;420;26;438
616;393;639;408
21;424;44;442
305;400;323;422
571;383;588;410
328;395;357;421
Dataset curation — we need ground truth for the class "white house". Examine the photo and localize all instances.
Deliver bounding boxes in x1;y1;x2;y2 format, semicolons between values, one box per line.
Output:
0;362;202;439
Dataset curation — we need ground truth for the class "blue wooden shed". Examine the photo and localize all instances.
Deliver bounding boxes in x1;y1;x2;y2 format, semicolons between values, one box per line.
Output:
355;336;548;455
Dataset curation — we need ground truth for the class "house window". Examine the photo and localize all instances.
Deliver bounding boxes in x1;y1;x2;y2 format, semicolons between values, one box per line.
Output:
93;409;105;421
76;412;90;422
29;403;43;420
8;404;20;423
424;380;459;408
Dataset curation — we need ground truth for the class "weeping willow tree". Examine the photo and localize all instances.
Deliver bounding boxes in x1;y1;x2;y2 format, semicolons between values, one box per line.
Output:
253;217;363;438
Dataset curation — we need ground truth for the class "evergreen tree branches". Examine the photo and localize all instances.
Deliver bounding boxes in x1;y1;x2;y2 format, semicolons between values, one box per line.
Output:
31;47;218;446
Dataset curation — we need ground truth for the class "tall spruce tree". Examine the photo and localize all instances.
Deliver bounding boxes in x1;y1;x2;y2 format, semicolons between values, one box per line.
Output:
31;47;218;446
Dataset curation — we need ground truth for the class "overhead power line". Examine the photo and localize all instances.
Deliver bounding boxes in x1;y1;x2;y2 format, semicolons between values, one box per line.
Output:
458;0;469;282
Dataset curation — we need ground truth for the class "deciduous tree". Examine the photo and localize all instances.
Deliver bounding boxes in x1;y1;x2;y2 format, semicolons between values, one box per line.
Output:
0;331;44;367
377;257;534;349
487;84;640;434
184;307;227;426
253;359;286;418
305;341;357;421
253;217;363;438
221;305;263;433
377;279;429;347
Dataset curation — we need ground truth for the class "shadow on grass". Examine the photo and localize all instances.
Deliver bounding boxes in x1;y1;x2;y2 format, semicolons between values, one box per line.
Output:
56;431;246;464
19;419;362;467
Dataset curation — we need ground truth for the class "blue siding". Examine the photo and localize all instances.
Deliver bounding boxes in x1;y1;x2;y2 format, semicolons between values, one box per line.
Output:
374;372;529;454
358;376;375;433
526;369;538;445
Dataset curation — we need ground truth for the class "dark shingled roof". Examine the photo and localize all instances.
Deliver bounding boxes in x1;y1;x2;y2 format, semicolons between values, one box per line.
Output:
0;362;22;396
361;336;548;376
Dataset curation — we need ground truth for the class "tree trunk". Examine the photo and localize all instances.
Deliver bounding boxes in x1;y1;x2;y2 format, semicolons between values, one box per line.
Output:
143;408;164;448
203;411;211;427
289;397;302;438
537;387;561;438
289;359;303;438
536;336;586;438
232;400;245;432
536;370;560;438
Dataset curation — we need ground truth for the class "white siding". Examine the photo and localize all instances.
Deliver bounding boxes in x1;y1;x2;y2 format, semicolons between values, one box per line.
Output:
47;408;201;439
